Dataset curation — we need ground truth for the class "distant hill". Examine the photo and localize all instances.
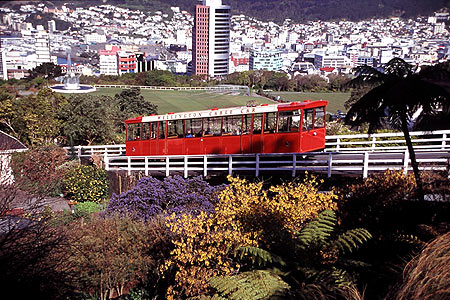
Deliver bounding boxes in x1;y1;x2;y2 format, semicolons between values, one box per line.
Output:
114;0;449;22
5;0;450;23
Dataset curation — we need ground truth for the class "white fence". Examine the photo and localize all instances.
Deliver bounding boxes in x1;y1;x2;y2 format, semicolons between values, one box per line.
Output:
103;150;450;178
64;130;450;178
94;84;250;93
66;129;450;158
325;130;450;152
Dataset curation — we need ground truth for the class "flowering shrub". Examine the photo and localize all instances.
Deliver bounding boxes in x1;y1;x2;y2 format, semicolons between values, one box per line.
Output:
63;165;109;203
163;175;337;299
105;175;223;221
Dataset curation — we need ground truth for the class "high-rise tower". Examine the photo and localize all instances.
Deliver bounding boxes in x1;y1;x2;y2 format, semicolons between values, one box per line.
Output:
192;0;230;77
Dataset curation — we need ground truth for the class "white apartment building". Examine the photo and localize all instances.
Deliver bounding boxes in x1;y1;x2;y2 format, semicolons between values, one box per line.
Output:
314;54;351;69
48;20;56;34
34;25;51;66
99;47;119;75
85;33;107;44
0;51;7;80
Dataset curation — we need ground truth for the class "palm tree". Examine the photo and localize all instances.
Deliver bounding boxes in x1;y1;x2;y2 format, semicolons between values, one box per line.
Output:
344;58;450;201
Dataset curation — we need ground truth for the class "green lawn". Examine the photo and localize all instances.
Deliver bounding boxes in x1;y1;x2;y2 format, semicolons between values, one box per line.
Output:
268;92;350;114
81;88;274;114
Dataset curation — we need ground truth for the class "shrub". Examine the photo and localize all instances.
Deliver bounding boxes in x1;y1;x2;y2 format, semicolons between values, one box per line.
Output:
105;175;223;221
11;145;67;196
163;175;337;299
63;165;109;203
63;215;172;300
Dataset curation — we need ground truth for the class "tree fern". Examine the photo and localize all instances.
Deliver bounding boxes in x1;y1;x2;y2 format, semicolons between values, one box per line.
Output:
332;228;372;254
236;246;286;267
209;270;290;300
297;209;336;249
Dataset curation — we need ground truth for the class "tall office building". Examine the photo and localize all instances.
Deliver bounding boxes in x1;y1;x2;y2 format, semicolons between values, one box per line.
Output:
35;25;51;66
192;0;230;77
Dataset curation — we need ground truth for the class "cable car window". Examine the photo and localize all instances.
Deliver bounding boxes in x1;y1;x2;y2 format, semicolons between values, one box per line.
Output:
127;123;141;141
242;114;252;135
167;119;184;138
141;123;151;140
150;122;157;139
278;110;300;133
158;121;166;139
303;109;314;131
314;107;325;128
253;114;262;134
204;117;222;136
186;119;202;137
264;112;276;133
223;116;242;135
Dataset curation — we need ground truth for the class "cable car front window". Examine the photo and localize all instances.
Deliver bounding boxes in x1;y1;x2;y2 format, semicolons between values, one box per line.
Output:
314;107;325;128
127;123;141;141
303;109;314;131
278;110;300;132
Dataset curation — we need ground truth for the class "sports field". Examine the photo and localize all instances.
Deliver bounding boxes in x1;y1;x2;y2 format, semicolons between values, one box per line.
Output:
268;92;350;114
84;88;273;114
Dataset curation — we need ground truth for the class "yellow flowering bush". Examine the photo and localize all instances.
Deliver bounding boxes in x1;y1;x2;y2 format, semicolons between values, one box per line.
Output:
64;165;109;203
163;175;337;299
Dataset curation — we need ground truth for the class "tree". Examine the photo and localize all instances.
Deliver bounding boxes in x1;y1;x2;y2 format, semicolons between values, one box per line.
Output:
344;58;450;201
12;88;66;146
28;62;63;80
0;91;16;135
114;88;158;120
60;94;121;145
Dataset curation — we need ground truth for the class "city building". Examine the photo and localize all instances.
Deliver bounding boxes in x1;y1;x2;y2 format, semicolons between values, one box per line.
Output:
48;20;56;34
249;48;283;71
99;46;119;75
136;52;156;72
85;32;107;44
0;50;7;80
117;51;137;75
192;0;230;77
314;53;351;69
34;25;51;66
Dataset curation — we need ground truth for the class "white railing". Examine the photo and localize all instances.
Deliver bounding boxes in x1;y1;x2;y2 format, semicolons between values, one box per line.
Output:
94;84;250;92
325;130;450;152
103;150;450;178
65;129;450;158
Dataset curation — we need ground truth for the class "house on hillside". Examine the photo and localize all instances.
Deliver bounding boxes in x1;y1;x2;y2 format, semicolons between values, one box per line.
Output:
0;131;27;185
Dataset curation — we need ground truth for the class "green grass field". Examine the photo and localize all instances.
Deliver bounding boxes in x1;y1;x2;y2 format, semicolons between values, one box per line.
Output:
268;92;350;114
83;88;274;114
66;88;349;115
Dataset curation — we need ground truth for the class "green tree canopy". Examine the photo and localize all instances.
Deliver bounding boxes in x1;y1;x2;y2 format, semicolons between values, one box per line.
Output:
60;94;121;146
114;88;158;119
29;62;63;80
12;88;66;146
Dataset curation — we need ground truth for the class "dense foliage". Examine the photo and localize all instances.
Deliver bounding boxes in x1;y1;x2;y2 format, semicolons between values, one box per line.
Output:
11;145;68;196
163;175;338;299
63;165;109;203
106;175;223;220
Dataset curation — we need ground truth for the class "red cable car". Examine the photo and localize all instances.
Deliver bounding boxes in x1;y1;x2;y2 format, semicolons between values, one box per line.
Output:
125;100;328;156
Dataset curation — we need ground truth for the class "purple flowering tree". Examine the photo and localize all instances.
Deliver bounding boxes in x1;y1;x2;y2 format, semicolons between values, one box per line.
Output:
106;176;224;221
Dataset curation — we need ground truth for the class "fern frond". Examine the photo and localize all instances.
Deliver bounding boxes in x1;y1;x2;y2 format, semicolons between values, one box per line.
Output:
297;209;336;249
236;246;286;267
332;228;372;254
390;234;426;247
209;270;290;300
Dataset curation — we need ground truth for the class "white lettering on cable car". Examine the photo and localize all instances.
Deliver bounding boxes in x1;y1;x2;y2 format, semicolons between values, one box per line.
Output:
142;105;278;123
